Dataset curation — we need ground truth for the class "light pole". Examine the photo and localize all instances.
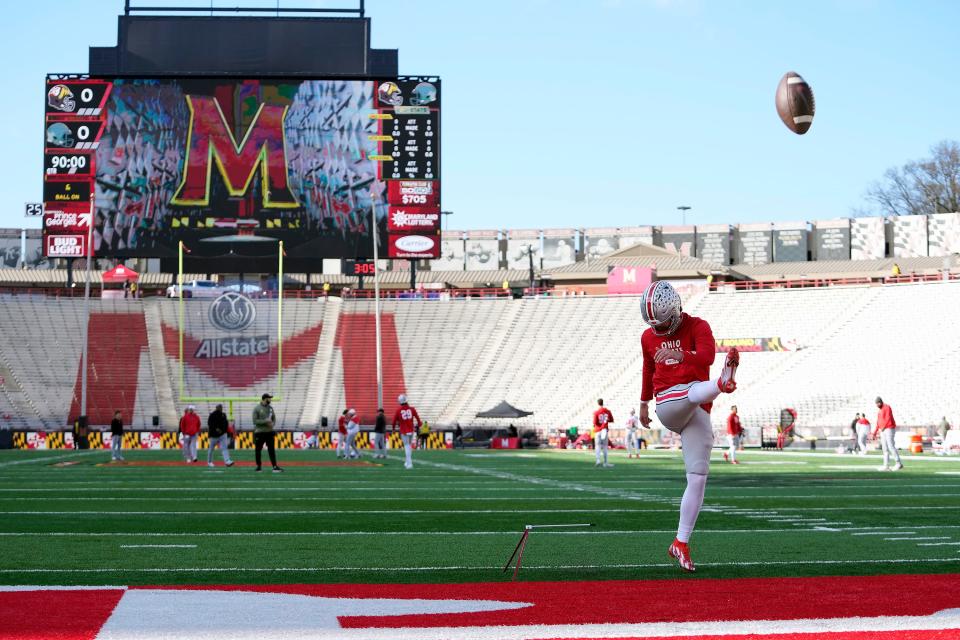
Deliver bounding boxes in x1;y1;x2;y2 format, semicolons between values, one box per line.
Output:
370;191;383;412
677;206;692;226
526;243;536;289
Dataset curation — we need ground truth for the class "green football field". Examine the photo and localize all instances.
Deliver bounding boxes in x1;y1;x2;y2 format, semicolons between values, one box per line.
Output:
2;446;959;586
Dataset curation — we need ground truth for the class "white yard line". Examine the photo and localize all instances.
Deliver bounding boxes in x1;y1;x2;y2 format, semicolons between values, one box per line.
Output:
120;544;197;549
882;537;951;541
852;531;915;536
917;542;960;546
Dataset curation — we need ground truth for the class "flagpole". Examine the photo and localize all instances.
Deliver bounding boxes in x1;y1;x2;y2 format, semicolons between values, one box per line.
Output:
371;193;383;411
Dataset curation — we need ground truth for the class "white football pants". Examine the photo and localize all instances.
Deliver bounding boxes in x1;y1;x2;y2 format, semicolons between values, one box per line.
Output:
655;379;722;543
594;430;609;465
182;434;198;461
727;434;741;463
879;429;902;468
345;427;360;458
626;430;640;456
401;433;414;467
856;425;869;454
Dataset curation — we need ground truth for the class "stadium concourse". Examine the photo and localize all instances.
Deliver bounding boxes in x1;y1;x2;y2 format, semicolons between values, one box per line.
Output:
0;274;959;442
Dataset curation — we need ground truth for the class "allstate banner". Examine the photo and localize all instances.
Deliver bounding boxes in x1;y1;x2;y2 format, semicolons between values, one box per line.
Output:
179;292;280;393
715;337;798;352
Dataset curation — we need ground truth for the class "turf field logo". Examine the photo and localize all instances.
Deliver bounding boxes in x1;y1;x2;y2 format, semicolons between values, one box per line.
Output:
208;292;256;332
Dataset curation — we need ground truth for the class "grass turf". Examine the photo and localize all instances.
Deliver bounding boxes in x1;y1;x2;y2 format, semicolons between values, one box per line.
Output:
1;447;959;585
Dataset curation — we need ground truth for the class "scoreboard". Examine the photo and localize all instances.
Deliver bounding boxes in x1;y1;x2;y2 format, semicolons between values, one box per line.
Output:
42;78;110;258
42;75;441;261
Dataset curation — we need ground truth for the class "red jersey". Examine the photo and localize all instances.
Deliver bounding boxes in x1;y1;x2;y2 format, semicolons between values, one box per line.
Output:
179;413;201;436
641;313;717;411
337;415;347;435
857;417;871;428
876;404;896;430
726;413;742;436
593;408;613;432
393;404;421;435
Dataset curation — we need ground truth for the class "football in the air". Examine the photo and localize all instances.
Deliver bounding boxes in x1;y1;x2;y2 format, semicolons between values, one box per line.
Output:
775;71;815;135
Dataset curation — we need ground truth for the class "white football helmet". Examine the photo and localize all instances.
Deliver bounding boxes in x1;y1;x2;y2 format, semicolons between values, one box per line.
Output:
398;394;407;405
640;280;682;336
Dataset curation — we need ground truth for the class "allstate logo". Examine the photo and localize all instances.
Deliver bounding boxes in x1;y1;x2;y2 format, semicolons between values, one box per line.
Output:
208;292;256;332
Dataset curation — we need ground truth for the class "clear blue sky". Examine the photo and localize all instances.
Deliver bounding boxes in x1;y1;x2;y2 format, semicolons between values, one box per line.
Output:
4;0;959;231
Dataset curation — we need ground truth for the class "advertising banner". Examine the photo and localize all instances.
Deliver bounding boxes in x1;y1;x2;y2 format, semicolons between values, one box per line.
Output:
813;219;851;261
606;266;654;294
541;228;577;269
695;224;730;265
773;222;809;262
464;231;499;271
506;230;540;270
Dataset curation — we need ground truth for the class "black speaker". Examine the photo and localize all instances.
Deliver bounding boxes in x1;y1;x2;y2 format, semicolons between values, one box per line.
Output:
321;417;328;428
152;416;160;427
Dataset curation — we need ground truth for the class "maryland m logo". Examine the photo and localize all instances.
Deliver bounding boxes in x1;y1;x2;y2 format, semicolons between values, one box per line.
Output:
172;95;298;208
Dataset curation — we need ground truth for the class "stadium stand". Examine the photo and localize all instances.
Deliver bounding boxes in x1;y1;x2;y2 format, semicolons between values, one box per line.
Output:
1;280;959;439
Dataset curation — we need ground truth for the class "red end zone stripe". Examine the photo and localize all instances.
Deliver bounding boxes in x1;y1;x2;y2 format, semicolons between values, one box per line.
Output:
139;574;960;629
544;631;960;640
0;589;124;640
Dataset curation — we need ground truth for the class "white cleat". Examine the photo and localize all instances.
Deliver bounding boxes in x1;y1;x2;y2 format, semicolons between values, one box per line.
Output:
892;463;903;471
877;466;890;472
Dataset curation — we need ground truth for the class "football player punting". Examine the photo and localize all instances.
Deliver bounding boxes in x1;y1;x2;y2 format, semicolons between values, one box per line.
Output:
639;281;739;572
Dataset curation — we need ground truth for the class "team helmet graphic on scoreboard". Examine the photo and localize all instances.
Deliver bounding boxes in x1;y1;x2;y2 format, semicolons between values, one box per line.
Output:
45;122;75;148
377;81;403;106
409;82;437;106
47;84;76;113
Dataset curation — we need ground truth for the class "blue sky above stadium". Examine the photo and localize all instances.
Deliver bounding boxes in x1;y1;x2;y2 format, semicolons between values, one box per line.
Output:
4;0;959;231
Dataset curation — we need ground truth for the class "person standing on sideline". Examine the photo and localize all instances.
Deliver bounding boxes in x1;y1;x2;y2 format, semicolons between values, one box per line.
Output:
938;416;951;439
336;409;348;459
178;406;201;464
856;413;871;455
373;408;387;459
393;394;421;469
625;409;641;459
454;422;464;449
252;393;283;472
206;404;234;468
850;413;861;452
724;405;743;465
873;397;903;471
418;420;430;449
345;409;361;459
638;280;740;572
109;410;125;462
592;399;614;467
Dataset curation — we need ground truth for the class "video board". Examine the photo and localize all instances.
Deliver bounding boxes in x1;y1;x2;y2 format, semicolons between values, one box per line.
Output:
42;75;440;261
